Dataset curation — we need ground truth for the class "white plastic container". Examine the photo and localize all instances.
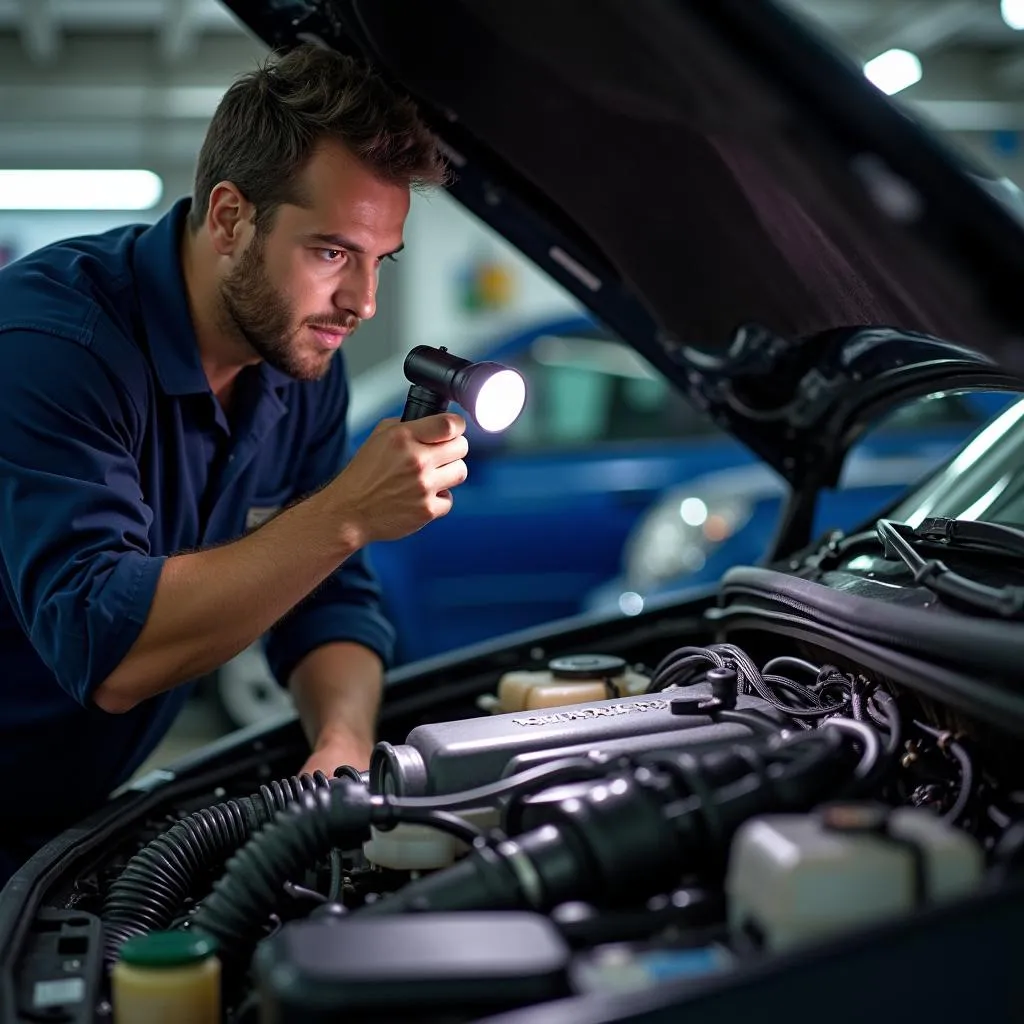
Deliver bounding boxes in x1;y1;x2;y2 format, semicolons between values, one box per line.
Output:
496;654;649;714
362;808;497;871
726;805;984;952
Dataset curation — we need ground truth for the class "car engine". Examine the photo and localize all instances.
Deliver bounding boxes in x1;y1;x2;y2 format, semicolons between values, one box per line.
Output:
14;609;1024;1024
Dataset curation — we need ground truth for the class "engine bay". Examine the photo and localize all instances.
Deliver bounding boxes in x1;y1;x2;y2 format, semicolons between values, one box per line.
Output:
9;606;1024;1024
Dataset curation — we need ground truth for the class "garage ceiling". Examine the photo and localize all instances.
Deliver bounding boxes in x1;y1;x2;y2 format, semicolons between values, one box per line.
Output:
0;0;1021;183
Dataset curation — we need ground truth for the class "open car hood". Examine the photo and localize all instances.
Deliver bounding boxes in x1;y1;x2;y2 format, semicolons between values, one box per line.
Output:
225;0;1024;485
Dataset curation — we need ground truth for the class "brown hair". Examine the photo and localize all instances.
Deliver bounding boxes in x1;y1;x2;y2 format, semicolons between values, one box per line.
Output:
188;44;447;234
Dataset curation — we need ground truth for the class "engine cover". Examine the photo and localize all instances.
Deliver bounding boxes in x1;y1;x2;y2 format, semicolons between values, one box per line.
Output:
370;684;776;796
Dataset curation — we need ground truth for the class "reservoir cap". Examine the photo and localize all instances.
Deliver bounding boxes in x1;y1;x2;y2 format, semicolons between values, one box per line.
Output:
118;930;219;968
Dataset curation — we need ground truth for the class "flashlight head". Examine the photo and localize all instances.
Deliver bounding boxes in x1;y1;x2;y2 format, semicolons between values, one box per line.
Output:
457;361;527;432
401;346;527;431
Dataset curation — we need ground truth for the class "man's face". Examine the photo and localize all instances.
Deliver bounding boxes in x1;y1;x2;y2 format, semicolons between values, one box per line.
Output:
220;139;410;382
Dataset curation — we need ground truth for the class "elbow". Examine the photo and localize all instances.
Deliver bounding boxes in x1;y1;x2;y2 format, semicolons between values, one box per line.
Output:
91;670;141;715
92;679;139;714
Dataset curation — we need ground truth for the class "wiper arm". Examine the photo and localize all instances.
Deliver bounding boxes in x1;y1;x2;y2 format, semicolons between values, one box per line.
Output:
915;516;1024;561
876;519;1024;619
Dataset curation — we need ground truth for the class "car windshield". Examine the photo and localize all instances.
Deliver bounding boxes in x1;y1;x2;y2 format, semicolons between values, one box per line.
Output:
888;397;1024;528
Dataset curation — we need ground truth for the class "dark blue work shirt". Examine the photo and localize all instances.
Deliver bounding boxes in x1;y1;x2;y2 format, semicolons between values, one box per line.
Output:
0;198;395;881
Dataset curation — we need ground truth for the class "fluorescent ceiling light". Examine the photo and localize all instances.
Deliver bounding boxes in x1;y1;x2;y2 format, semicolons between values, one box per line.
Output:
863;48;923;96
1002;0;1024;30
0;170;163;211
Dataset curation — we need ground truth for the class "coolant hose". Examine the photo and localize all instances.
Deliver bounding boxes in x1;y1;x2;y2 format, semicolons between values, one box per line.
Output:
186;780;377;968
101;770;333;962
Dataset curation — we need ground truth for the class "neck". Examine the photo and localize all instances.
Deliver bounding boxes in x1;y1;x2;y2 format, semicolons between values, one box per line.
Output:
180;225;259;403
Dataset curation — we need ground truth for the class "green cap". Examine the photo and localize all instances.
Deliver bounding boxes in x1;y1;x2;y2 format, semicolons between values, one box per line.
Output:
118;929;219;968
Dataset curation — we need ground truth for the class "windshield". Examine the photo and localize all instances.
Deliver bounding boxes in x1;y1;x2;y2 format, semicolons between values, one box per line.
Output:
889;397;1024;528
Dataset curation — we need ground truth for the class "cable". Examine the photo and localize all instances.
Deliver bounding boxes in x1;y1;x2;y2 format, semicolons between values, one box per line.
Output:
712;707;783;736
646;647;727;693
868;690;903;757
820;717;882;786
914;721;974;823
944;741;974;824
762;656;824;680
283;881;328;904
328;848;343;903
382;756;612;812
374;807;488;847
710;644;836;716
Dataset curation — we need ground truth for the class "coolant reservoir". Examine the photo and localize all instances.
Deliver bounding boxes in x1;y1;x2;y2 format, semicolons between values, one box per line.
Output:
496;654;649;714
726;805;984;953
111;930;220;1024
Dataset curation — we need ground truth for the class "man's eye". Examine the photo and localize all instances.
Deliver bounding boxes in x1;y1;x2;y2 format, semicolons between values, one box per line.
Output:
319;249;345;262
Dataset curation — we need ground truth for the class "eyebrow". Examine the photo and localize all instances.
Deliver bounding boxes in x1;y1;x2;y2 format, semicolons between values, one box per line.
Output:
306;233;405;258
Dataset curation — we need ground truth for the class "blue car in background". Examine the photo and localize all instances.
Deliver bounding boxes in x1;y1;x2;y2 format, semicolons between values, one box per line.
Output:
585;390;1012;617
215;317;1002;726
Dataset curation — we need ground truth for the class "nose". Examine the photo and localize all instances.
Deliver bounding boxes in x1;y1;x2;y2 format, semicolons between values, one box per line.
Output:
335;259;377;322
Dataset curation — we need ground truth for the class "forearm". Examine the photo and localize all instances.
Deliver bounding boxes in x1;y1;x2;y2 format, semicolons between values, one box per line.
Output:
290;641;384;756
94;489;361;712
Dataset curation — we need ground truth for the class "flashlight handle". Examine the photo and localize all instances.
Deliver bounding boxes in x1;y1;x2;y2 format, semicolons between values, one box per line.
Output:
401;384;450;422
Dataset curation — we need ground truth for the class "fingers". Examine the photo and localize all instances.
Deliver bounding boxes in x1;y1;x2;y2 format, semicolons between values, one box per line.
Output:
428;433;469;467
431;488;455;519
405;412;466;444
432;458;468;495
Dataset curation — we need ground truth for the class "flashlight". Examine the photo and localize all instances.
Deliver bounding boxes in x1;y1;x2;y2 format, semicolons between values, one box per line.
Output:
400;345;527;432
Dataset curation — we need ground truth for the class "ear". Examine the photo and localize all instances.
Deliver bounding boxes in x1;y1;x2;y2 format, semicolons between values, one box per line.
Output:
205;181;255;257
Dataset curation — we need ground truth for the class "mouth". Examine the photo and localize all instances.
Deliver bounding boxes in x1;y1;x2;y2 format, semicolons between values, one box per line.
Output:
308;324;351;350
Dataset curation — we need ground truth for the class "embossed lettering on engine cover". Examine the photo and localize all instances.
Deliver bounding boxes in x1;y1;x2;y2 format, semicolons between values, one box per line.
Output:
512;699;670;727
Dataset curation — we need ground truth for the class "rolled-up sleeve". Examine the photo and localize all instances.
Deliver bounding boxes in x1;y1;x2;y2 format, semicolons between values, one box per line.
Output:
263;359;396;685
0;332;166;706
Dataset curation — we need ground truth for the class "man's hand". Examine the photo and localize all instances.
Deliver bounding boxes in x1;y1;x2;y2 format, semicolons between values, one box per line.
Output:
325;412;469;547
299;727;374;777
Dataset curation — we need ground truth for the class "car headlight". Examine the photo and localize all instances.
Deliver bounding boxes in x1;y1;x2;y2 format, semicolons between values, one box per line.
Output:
624;493;753;591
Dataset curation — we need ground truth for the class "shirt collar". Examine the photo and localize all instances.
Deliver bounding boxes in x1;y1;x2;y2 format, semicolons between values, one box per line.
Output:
133;197;210;396
132;196;292;397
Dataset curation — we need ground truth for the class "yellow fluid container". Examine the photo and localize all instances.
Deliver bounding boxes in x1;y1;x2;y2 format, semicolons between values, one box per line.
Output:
111;929;221;1024
497;654;649;713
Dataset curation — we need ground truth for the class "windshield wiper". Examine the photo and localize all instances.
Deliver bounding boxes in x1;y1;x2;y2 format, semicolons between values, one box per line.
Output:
914;516;1024;561
876;518;1024;619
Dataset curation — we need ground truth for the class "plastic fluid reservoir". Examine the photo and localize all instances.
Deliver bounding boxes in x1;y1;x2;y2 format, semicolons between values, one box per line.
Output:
497;654;649;713
111;930;220;1024
726;804;984;953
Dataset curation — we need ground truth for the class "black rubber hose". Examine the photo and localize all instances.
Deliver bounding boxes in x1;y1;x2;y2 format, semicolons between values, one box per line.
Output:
188;781;377;969
101;770;332;963
712;707;784;736
821;717;882;791
915;721;974;823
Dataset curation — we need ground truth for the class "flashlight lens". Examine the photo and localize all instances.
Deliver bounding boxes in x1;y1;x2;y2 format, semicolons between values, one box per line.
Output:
473;369;526;432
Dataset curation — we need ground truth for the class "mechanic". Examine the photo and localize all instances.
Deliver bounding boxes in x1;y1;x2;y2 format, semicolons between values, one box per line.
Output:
0;45;462;887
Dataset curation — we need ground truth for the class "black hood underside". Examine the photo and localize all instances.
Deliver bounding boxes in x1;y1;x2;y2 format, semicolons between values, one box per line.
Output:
229;0;1024;478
